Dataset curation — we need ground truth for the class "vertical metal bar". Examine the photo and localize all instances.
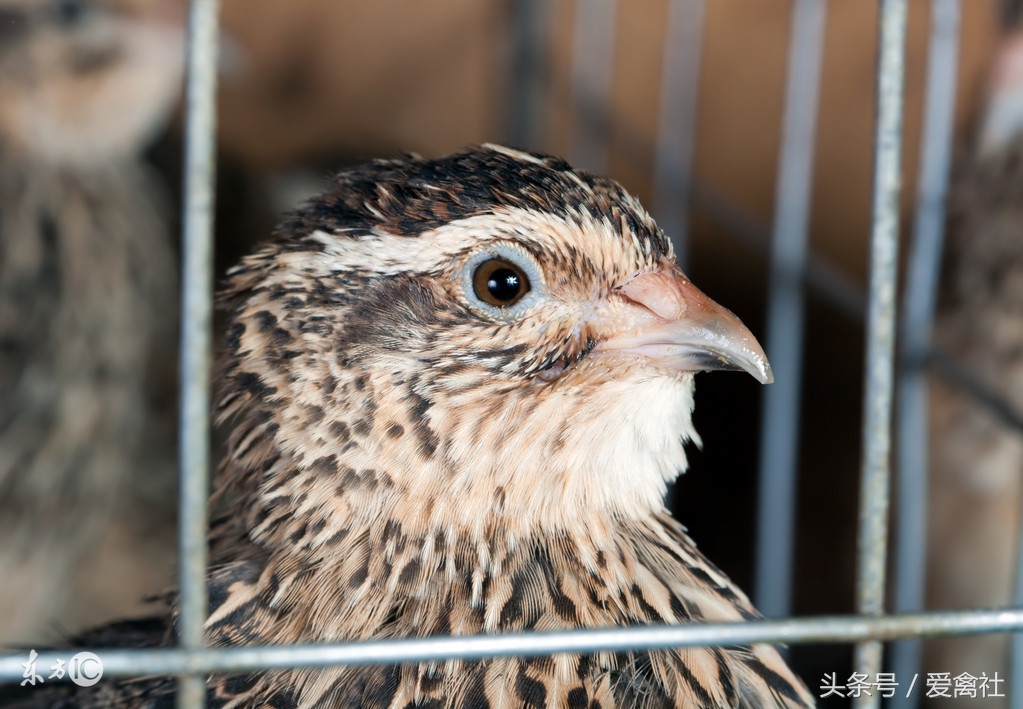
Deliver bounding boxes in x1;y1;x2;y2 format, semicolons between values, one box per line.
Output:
652;0;706;269
509;0;548;150
178;0;220;707
890;1;960;706
1015;574;1023;707
569;0;617;173
854;1;908;706
691;180;868;321
1013;506;1023;708
752;0;828;621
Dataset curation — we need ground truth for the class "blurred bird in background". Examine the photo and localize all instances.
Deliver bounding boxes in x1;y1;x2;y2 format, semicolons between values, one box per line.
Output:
0;0;183;643
1;146;815;708
926;17;1023;703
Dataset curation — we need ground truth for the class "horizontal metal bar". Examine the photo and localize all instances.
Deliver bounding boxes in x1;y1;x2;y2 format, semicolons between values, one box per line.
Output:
2;609;1021;683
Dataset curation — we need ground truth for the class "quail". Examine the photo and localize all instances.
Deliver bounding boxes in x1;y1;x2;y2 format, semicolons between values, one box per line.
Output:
925;27;1023;701
0;0;183;643
2;145;815;708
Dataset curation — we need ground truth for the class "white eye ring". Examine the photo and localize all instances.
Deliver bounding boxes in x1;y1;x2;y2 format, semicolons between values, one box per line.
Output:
459;243;545;321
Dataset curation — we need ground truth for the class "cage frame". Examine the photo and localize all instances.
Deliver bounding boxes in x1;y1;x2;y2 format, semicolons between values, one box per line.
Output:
3;1;1023;708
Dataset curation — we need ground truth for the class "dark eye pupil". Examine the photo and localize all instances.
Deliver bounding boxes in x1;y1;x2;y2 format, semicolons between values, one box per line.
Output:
472;258;531;308
486;268;521;303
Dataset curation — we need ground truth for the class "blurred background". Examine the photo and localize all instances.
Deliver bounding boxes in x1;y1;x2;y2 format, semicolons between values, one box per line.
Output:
2;0;1022;706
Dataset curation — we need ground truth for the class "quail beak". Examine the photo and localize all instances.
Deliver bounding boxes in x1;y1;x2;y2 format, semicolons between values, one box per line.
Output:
592;264;774;384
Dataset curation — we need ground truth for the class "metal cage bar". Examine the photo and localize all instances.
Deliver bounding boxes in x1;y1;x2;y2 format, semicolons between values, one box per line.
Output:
508;0;549;150
569;0;617;173
691;179;868;321
854;1;909;706
177;0;220;707
753;0;828;621
652;0;706;268
890;1;961;705
7;1;1023;704
1013;496;1023;706
2;609;1022;683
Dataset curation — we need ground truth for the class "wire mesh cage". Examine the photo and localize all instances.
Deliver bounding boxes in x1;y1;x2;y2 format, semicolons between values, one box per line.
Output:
2;1;1023;708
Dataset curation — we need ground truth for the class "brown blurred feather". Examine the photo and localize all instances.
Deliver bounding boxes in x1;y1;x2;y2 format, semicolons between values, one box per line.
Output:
925;27;1023;707
0;0;183;644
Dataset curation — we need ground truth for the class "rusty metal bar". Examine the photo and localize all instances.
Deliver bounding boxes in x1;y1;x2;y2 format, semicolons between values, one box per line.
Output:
177;0;220;707
854;0;909;706
2;608;1021;683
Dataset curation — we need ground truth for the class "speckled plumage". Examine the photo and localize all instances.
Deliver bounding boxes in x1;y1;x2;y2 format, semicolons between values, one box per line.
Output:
0;0;183;643
2;145;814;708
926;33;1023;698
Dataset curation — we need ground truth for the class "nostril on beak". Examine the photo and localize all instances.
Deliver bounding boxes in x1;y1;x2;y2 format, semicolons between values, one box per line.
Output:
619;269;689;321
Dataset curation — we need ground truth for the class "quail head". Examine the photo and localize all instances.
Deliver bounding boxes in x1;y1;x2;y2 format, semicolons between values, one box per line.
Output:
206;144;812;708
0;0;184;165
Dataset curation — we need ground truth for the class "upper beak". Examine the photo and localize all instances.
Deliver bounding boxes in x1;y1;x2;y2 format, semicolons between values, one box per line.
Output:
591;264;773;384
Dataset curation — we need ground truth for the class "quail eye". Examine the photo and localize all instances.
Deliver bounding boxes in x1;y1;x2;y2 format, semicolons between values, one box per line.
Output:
460;244;544;320
473;259;530;307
